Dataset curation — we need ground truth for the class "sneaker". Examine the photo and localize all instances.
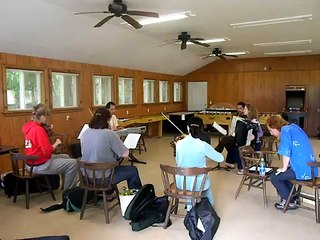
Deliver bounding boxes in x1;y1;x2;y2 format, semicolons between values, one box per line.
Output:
274;199;298;210
237;170;244;175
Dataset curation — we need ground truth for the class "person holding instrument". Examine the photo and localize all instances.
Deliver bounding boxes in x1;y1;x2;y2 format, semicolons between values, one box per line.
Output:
106;101;123;131
80;107;142;189
22;103;78;190
175;117;224;209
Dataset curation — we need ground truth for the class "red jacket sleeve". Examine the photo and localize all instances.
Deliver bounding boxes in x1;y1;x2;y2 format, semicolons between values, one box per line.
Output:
34;127;54;156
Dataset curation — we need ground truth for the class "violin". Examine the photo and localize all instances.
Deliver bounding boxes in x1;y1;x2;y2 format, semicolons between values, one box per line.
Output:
41;122;54;137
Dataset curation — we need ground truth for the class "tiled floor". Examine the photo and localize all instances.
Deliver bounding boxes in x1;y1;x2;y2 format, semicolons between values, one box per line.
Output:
1;135;319;240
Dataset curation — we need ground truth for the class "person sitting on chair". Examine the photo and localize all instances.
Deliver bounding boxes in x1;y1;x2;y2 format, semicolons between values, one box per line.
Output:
80;107;142;189
267;116;318;210
243;104;263;151
22;103;78;190
106;101;122;131
175;117;224;209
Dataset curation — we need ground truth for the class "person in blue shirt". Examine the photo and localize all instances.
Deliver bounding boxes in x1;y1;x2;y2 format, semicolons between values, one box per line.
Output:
175;117;224;209
267;116;318;210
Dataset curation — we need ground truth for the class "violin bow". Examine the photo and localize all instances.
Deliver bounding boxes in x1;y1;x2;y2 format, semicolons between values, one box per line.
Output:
160;112;185;135
88;108;94;116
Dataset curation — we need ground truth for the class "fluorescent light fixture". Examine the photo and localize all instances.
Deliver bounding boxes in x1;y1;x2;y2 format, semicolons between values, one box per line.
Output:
138;11;194;26
254;39;312;47
225;51;249;55
230;14;312;28
175;38;230;45
264;50;312;55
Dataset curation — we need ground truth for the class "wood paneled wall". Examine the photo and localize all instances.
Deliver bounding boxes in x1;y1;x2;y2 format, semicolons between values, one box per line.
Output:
185;55;320;136
0;52;185;172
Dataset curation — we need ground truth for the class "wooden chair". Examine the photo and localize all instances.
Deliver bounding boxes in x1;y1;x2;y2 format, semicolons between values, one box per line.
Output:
283;161;320;223
10;152;56;209
159;164;212;229
77;160;120;224
235;146;276;208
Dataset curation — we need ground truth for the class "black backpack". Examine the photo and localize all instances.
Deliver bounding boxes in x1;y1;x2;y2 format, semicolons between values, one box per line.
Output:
41;187;94;213
124;184;170;231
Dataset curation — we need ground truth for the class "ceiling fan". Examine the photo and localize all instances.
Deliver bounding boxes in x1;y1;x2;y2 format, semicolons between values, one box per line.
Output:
161;32;210;50
202;48;238;60
75;0;159;29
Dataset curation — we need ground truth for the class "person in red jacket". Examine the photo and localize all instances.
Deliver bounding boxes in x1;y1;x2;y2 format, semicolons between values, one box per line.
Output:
22;103;77;190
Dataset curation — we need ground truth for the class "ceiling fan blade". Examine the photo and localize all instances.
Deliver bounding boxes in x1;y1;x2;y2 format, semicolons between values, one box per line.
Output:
121;15;142;29
127;11;159;18
218;55;226;60
75;11;110;15
158;40;180;47
189;40;210;48
94;15;115;28
223;54;238;58
202;55;211;60
190;38;205;41
181;41;187;50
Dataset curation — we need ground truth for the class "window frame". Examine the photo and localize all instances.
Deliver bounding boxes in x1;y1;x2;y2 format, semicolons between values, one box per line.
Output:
117;76;135;106
143;79;156;104
159;80;170;103
92;74;114;107
3;66;45;113
50;71;81;110
173;81;183;103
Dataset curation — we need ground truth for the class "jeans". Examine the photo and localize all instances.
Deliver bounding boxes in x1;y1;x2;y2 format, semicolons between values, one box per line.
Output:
270;168;296;201
31;154;78;190
112;165;142;189
186;187;214;211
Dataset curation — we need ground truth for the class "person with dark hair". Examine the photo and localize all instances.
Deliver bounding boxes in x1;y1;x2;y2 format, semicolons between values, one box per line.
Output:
106;101;121;130
175;117;224;209
22;103;78;190
80;107;142;189
236;101;246;117
267;115;317;210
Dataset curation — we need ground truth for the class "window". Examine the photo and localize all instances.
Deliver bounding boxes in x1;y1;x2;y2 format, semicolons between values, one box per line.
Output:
51;72;79;108
118;77;134;105
159;80;169;103
143;79;155;103
6;69;43;111
173;82;183;102
93;75;112;106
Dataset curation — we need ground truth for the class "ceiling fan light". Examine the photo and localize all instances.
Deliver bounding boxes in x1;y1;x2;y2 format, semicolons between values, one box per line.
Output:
230;14;312;28
200;38;230;44
139;11;193;25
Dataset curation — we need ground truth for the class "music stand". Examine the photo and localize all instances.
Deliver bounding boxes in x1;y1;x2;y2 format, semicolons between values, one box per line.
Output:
124;133;146;165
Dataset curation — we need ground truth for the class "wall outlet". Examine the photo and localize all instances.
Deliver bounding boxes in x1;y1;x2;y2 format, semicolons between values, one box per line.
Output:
147;108;150;113
126;110;129;115
209;101;212;105
164;106;167;111
66;115;71;121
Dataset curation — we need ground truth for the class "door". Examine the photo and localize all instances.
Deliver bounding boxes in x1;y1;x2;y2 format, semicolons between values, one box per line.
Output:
188;82;207;111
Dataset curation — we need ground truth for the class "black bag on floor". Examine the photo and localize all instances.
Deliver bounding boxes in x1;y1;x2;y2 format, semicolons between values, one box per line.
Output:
124;184;170;231
41;187;95;213
184;198;220;240
3;172;60;197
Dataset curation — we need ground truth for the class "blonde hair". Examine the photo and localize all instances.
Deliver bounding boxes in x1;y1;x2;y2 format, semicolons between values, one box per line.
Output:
246;104;258;120
32;103;49;120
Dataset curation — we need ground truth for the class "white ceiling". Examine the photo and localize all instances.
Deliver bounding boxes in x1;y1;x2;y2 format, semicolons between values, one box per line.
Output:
0;0;319;75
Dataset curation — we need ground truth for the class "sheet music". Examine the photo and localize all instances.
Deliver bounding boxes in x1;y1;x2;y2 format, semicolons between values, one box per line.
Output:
212;122;227;136
123;133;141;149
77;124;89;139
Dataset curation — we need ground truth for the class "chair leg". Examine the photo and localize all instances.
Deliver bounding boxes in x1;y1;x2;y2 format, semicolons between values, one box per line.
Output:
102;191;110;224
44;176;56;201
235;176;246;199
164;197;175;229
141;135;147;152
80;189;88;220
283;184;296;213
262;179;267;208
315;187;319;223
173;198;179;215
36;178;42;193
247;178;253;191
13;178;19;203
25;179;30;209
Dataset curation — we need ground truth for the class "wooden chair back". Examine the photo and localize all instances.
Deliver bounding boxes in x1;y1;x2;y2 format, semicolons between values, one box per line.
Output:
77;160;119;190
307;161;320;186
10;152;38;178
160;164;212;198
